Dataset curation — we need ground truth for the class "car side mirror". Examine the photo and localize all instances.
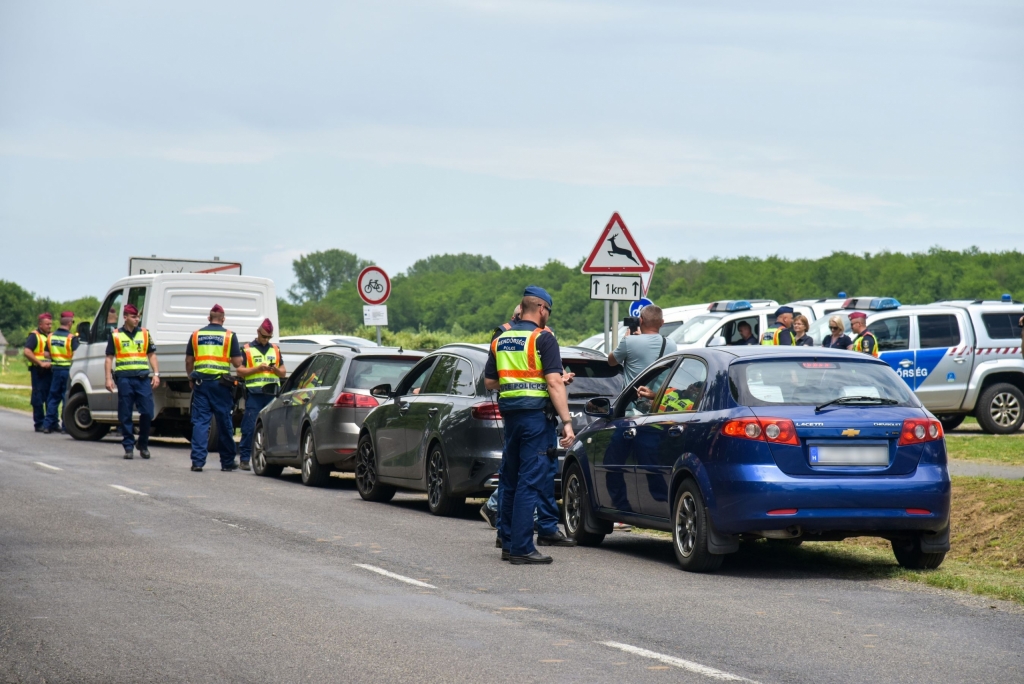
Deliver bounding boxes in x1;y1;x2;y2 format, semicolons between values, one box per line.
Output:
370;383;392;399
708;336;726;347
584;397;611;416
76;321;91;339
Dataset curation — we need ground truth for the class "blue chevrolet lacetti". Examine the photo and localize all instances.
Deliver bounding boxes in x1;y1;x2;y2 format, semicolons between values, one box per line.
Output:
561;346;951;573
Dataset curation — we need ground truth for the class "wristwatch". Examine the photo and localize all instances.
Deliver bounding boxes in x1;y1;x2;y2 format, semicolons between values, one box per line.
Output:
153;373;160;377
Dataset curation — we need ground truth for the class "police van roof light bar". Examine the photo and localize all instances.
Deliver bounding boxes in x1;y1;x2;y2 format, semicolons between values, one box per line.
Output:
841;297;900;311
708;300;752;312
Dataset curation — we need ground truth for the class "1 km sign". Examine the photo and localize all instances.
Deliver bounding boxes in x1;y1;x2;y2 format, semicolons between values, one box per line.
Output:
357;266;391;305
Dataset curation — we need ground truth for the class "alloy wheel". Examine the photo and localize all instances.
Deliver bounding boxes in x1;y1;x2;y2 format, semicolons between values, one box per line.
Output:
355;440;376;492
675;492;698;558
564;474;582;535
302;433;314;480
990;392;1021;428
253;428;266;471
427;450;444;509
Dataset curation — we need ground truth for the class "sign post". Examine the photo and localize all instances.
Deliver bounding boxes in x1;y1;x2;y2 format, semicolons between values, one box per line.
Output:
357;266;392;345
582;213;652;350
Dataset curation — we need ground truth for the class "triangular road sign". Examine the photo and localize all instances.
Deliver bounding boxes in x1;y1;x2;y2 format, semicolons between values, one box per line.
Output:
581;213;651;273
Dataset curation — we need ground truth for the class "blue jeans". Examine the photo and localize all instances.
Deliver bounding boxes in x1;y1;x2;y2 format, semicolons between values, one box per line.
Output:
43;367;69;431
487;452;557;533
115;375;154;451
190;378;236;468
498;410;558;556
30;367;52;430
239;391;273;463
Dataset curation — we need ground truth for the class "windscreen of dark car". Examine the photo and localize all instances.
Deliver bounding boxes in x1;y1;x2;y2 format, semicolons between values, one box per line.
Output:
729;359;917;407
561;359;624;399
346;357;421;389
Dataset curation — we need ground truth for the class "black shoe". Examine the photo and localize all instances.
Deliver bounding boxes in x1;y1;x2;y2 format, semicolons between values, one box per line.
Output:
480;504;498;529
123;451;134;460
221;463;238;472
537;531;577;547
34;426;43;433
139;449;150;459
239;461;251;471
509;551;553;565
501;549;510;561
42;428;52;434
191;465;203;472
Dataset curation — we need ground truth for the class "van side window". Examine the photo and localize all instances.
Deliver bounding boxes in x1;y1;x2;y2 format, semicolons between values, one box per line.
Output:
127;287;147;320
981;313;1024;340
918;315;961;349
868;316;910;352
92;290;124;344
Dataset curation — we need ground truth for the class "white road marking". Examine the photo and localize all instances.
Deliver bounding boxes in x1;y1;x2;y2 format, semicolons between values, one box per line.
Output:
599;641;757;682
353;564;437;589
109;485;149;496
34;462;62;471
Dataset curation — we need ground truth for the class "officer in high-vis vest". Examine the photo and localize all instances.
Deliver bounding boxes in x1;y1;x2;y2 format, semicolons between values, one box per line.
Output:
185;304;243;472
762;306;796;345
24;312;54;432
484;286;577;565
848;311;879;357
42;311;80;434
236;318;286;470
104;303;160;459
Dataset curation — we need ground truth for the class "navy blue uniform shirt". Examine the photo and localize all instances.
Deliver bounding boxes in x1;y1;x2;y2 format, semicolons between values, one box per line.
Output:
822;334;853;349
485;321;563;412
106;326;157;377
184;324;242;359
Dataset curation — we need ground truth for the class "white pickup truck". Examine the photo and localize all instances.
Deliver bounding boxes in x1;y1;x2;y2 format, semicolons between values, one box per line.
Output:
65;273;281;442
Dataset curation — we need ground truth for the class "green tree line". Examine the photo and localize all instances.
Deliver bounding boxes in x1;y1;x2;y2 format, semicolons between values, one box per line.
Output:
0;280;100;350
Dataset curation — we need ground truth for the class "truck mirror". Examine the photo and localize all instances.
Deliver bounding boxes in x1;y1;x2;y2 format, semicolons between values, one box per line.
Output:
77;321;91;339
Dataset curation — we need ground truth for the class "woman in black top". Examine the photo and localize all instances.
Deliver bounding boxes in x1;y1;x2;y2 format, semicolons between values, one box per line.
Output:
792;314;815;346
822;315;853;349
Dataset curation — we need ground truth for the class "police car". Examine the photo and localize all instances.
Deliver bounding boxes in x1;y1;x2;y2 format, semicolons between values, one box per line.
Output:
666;300;813;349
784;295;851;322
806;296;902;344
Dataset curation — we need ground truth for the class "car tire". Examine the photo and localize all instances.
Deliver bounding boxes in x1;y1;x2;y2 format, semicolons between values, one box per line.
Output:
672;479;724;573
251;422;283;477
891;538;946;570
300;429;331;487
355;434;396;502
426;445;463;516
975;383;1024;434
937;414;965;432
562;462;605;547
63;392;111;441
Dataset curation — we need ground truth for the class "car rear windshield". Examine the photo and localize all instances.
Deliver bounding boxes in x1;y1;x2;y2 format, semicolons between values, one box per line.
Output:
729;359;917;407
346;357;420;389
561;359;624;399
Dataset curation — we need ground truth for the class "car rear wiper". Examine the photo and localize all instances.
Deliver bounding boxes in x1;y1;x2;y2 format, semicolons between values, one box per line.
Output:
568;392;602;399
815;396;899;412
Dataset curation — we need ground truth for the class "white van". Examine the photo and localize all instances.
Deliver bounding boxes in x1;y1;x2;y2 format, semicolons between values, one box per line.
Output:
65;273;278;441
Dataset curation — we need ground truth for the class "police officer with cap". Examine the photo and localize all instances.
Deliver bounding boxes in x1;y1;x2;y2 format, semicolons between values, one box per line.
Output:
24;312;54;432
848;312;879;357
484;286;576;565
762;306;796;345
105;304;160;459
236;318;286;470
42;311;80;434
186;304;243;472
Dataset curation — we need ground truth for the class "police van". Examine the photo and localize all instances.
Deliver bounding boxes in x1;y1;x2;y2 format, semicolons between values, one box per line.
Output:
666;300;809;348
806;296;902;344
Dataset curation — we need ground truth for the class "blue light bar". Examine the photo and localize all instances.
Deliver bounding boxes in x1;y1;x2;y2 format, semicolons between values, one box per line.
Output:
1003;294;1012;302
870;298;901;310
708;299;752;312
838;291;847;298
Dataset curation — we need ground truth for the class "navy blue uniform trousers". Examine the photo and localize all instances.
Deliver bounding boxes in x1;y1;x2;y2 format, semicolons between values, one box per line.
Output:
498;409;558;556
43;367;70;431
190;378;236;468
115;375;154;451
239;391;274;463
29;367;52;430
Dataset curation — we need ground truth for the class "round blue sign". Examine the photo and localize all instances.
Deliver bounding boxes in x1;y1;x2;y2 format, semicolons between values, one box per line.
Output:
628;298;653;317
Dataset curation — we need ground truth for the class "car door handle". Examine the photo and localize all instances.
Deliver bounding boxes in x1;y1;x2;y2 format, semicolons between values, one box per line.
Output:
668;425;684;437
427;407;439;417
623;428;636;440
954;358;966;364
281;398;293;405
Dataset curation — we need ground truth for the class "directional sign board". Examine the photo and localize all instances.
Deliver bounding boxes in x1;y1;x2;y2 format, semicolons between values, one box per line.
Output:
357;266;391;306
581;213;651;274
628;298;654;317
590;275;643;301
129;257;242;276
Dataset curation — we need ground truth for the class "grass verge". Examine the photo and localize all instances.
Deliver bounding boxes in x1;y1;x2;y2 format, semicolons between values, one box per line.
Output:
0;387;33;412
946;434;1024;466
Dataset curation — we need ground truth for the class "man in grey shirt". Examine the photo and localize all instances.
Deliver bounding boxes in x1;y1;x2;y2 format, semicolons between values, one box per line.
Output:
607;305;677;383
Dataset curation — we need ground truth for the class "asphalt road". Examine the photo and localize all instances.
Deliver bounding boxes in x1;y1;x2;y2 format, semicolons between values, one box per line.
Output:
1;409;1021;684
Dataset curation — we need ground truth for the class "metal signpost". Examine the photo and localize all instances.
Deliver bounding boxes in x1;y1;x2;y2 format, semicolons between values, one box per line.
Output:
581;213;651;351
357;265;392;345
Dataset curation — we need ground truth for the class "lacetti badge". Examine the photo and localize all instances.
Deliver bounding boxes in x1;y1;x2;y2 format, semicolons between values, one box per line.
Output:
841;429;861;437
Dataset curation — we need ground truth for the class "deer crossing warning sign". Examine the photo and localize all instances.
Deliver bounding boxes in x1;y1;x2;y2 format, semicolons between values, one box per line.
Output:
581;213;651;274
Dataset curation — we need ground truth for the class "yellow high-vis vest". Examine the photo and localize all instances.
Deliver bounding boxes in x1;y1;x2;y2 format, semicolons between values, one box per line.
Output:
46;331;76;368
24;330;47;368
191;329;234;375
851;333;879;357
491;328;549;399
112;328;152;373
242;343;281;390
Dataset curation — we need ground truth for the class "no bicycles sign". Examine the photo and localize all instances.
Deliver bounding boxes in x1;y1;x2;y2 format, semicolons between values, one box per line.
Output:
357;266;391;306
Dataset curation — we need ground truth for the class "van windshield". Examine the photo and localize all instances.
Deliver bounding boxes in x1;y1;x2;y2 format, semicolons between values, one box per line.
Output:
729;359;917;407
668;315;724;345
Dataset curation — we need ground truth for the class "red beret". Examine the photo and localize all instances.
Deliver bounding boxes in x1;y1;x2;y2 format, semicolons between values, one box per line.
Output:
848;311;867;321
123;304;139;315
210;304;225;314
38;312;52;321
60;311;74;319
258;318;274;334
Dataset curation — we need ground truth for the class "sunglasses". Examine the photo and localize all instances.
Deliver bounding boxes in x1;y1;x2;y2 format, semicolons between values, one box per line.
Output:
830;326;841;330
541;305;552;314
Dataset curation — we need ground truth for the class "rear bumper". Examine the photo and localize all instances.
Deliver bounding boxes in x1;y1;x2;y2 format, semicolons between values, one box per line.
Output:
706;463;951;537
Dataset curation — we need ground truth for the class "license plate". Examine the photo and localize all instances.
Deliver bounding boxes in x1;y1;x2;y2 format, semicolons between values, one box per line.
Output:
809;445;889;466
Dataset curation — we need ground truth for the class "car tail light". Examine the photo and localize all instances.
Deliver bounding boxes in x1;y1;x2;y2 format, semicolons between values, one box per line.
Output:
897;418;943;446
472;402;502;420
767;509;798;516
334;392;379;409
721;417;799;445
906;508;931;515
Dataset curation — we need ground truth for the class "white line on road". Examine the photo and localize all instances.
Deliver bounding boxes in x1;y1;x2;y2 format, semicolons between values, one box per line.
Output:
109;485;149;496
599;641;757;682
34;462;62;471
353;564;437;589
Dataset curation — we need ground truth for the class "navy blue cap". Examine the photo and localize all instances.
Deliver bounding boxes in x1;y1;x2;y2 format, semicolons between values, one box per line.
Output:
774;306;794;316
523;285;553;308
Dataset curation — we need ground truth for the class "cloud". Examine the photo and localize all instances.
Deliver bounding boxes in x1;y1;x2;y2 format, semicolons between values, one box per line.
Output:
183;205;243;215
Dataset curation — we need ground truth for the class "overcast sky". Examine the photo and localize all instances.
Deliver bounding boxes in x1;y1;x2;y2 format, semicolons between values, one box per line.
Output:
1;0;1021;301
